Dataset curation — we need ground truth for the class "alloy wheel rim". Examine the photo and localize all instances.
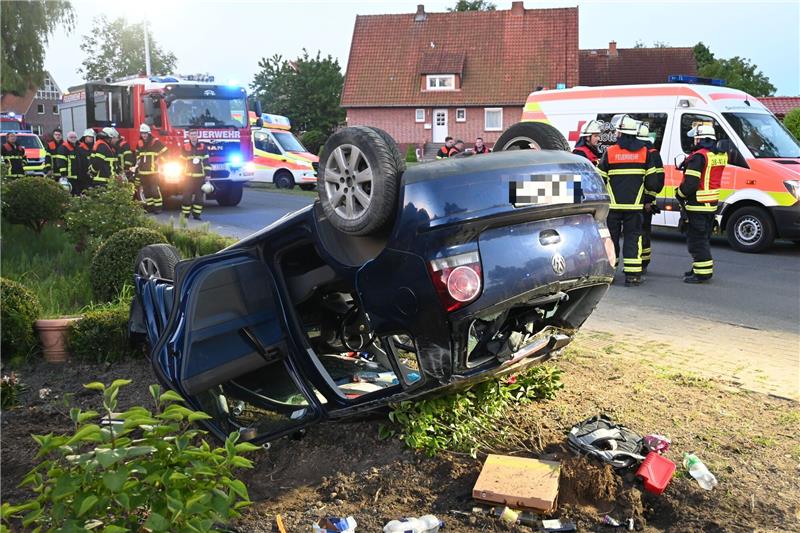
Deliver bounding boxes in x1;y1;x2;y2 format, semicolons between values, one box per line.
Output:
138;257;161;278
323;144;373;220
502;136;542;151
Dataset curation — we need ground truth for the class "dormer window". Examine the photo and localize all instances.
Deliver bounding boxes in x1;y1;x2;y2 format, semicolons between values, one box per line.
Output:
426;74;455;91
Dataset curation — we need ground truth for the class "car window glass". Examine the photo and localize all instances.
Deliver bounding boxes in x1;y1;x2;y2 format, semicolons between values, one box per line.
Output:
143;95;163;129
596;113;669;152
680;113;727;154
254;132;269;151
264;133;281;155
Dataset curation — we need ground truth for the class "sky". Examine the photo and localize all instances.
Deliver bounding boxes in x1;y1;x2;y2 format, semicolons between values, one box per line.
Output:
44;0;800;95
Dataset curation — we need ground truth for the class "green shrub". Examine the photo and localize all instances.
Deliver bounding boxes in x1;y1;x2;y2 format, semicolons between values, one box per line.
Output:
64;181;146;252
90;227;167;302
0;278;42;360
151;220;236;257
0;380;257;532
68;302;133;363
1;372;27;410
301;129;327;155
405;145;418;163
784;108;800;141
1;176;70;233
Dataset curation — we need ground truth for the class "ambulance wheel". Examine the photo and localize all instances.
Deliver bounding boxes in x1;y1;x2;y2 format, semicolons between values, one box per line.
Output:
274;170;295;189
493;121;570;151
318;126;403;236
725;206;775;253
135;244;181;281
216;183;243;206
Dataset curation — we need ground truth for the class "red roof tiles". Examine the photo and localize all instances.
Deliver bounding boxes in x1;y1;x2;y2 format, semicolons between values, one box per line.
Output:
0;88;36;115
579;46;697;87
758;97;800;117
419;51;466;76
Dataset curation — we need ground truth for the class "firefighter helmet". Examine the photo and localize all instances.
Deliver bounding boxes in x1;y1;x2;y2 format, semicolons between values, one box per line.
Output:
636;123;652;142
688;123;716;140
139;124;152;134
82;128;95;138
611;114;640;135
580;120;603;137
102;127;119;138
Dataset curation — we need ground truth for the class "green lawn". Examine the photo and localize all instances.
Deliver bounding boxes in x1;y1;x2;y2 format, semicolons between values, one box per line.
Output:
246;182;317;197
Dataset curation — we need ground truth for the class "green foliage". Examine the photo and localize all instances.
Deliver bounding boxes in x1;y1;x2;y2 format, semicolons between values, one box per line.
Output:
0;1;74;95
0;278;42;360
405;145;418;163
693;42;776;97
381;365;563;457
448;0;496;11
634;40;669;48
250;50;345;136
0;380;257;531
149;219;236;257
79;16;177;80
68;301;133;363
1;372;27;410
1;176;70;233
783;108;800;141
90;227;167;302
64;181;146;253
301;129;327;155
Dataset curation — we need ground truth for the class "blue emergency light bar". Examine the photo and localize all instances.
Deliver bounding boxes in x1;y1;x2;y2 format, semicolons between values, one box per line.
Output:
668;75;725;87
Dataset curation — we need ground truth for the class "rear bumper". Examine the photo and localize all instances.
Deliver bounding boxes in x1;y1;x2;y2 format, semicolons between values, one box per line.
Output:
770;204;800;239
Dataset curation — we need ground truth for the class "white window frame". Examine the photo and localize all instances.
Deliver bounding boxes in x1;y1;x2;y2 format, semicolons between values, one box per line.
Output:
52;105;59;115
426;74;456;91
37;104;45;114
456;108;466;122
415;108;425;123
484;108;503;131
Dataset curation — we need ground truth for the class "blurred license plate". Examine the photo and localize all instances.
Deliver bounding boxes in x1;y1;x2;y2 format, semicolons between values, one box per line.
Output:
510;174;582;207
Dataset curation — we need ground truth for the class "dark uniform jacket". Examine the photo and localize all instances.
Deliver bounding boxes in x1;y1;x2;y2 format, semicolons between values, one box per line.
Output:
45;139;64;174
90;139;117;181
2;141;27;177
597;139;662;211
136;137;168;175
179;140;211;177
678;147;727;212
76;141;94;180
572;141;601;165
435;146;450;159
474;145;490;154
115;139;135;171
642;147;665;204
54;141;79;179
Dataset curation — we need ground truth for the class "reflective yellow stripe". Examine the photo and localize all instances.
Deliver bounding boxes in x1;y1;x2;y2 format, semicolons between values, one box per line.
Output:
645;167;663;175
694;268;713;275
684;169;702;178
686;204;717;212
609;203;643;210
693;260;713;267
634;184;644;205
608;169;646;176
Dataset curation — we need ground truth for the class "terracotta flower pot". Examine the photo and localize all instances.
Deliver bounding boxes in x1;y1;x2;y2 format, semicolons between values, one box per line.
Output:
35;317;81;363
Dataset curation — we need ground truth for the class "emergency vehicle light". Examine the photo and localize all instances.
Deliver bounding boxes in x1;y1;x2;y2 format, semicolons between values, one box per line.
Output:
229;154;243;167
668;75;725;87
260;114;291;130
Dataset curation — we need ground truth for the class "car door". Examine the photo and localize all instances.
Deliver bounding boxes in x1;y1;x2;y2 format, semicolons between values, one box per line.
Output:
148;249;322;443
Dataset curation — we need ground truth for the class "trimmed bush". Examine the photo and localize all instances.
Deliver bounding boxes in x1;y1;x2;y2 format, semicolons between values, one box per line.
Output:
1;278;43;360
301;129;327;155
64;180;146;252
784;108;800;141
405;144;418;163
152;221;236;257
68;303;133;363
90;227;167;302
1;176;70;233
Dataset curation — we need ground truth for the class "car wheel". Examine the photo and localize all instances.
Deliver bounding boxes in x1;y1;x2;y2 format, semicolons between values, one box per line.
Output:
135;244;181;281
725;206;775;253
493;121;570;151
216;183;244;206
274;170;295;189
364;126;407;172
318;126;403;235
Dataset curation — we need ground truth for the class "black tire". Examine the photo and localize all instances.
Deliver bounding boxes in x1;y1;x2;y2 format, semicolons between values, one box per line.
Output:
318;126;403;235
274;170;295;189
216;183;243;206
135;244;181;281
493;121;570;152
364;126;407;174
725;206;776;253
300;183;316;191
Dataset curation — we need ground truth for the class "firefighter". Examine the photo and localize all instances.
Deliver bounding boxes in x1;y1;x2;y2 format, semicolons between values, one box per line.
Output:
636;123;665;274
90;129;117;186
473;137;490;154
572;120;602;165
448;139;465;157
596;115;661;286
136;124;167;213
179;129;211;220
436;137;454;159
75;129;95;194
677;124;726;284
54;131;80;194
1;132;27;179
108;127;135;178
45;128;64;176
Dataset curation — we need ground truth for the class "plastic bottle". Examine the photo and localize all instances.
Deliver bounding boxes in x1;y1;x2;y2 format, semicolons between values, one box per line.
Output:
383;514;443;533
683;453;718;490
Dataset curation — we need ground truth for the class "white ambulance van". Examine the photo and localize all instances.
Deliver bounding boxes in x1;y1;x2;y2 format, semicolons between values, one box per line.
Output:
497;81;800;252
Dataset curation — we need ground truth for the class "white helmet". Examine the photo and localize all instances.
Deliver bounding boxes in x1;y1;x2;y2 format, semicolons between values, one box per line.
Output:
82;128;95;138
139;124;152;134
579;120;603;137
636;123;652;142
688;123;716;140
102;127;119;138
611;114;640;135
201;182;214;194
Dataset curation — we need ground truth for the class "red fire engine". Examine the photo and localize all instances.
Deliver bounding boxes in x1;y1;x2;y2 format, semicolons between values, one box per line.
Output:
59;74;259;206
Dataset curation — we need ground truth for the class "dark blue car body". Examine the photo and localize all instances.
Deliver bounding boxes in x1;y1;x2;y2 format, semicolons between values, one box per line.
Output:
131;150;615;444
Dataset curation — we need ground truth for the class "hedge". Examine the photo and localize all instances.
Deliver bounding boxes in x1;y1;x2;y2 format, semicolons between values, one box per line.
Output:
64;181;147;252
90;227;167;302
1;176;70;233
68;303;134;363
784;108;800;141
152;221;237;257
0;277;43;360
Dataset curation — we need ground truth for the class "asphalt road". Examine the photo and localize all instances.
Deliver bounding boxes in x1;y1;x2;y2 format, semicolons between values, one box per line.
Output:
152;187;800;336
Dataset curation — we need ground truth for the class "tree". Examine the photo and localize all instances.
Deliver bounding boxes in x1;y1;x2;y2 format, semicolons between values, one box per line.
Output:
634;40;670;49
693;42;776;97
1;1;74;95
250;50;345;136
783;108;800;141
79;16;177;80
448;1;496;11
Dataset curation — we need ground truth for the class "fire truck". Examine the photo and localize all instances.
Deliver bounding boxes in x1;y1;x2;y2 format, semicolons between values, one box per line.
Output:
59;74;259;206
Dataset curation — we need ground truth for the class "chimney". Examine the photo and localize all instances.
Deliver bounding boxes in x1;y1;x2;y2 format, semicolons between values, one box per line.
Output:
609;41;618;57
415;4;427;22
511;1;524;16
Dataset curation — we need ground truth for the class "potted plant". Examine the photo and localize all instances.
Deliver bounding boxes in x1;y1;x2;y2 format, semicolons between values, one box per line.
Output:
35;317;82;363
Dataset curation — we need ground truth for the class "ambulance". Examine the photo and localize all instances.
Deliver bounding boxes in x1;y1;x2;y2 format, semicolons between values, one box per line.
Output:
506;79;800;252
250;113;318;190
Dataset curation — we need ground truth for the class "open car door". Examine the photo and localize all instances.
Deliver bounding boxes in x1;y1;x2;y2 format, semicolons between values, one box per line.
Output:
149;250;322;444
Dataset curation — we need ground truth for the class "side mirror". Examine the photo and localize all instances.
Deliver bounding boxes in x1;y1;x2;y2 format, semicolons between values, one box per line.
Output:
253;100;263;116
674;154;686;169
255;118;263;128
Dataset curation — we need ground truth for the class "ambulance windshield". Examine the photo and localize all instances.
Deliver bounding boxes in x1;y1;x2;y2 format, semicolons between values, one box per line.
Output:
723;113;800;158
273;131;307;153
167;97;247;128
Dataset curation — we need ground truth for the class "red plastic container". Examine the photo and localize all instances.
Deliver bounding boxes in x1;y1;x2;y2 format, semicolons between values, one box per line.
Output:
636;452;676;495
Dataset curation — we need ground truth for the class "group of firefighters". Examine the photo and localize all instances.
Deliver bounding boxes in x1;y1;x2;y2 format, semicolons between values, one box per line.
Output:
435;136;490;158
1;125;213;220
572;114;726;285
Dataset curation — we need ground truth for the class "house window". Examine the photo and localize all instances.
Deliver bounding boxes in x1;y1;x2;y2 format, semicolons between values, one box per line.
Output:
456;108;466;122
484;108;503;131
426;74;455;91
52;105;58;115
37;104;45;114
415;109;425;123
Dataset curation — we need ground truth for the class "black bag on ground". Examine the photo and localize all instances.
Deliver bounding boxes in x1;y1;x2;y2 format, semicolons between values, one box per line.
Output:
567;414;645;469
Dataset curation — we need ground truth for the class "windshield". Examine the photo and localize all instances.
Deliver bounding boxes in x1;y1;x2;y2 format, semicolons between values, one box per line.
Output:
1;135;43;149
1;121;22;131
273;131;307;152
167;97;247;128
722;112;800;158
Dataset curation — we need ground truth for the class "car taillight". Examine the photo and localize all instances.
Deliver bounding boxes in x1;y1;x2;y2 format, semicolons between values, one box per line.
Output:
429;251;482;312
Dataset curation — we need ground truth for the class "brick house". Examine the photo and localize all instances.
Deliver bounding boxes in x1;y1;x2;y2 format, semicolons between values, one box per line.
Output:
579;42;697;86
0;71;64;136
341;2;579;155
757;97;800;119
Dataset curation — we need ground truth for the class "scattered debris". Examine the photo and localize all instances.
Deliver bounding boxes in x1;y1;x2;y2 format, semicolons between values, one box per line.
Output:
313;516;358;533
383;514;443;532
472;454;560;512
567;415;645;470
642;434;671;454
636;451;676;495
541;518;577;531
683;453;718;490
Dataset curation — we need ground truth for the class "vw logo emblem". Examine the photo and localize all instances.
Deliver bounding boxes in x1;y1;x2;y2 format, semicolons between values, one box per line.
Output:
551;253;566;276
